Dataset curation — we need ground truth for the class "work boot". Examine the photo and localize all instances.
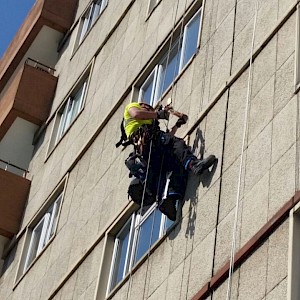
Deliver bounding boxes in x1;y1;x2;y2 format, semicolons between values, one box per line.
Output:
158;197;177;221
189;155;216;175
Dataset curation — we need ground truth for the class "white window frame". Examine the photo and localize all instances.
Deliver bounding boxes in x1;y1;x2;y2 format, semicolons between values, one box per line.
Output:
106;216;136;293
78;0;108;46
23;194;62;273
107;203;173;295
138;66;161;106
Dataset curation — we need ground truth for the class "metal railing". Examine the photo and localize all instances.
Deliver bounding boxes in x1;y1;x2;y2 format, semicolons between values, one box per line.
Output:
25;58;55;75
0;159;29;178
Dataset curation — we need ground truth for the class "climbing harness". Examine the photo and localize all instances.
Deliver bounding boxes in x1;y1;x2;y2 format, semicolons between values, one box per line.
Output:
124;0;189;299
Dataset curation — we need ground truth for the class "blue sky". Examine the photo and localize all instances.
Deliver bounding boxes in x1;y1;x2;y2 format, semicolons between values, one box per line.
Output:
0;0;36;59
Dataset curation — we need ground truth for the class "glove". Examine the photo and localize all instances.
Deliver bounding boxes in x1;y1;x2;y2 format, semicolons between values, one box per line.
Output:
156;109;170;120
175;114;188;128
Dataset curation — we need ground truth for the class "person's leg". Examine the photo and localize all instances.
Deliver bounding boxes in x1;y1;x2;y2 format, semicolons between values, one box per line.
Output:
166;133;216;175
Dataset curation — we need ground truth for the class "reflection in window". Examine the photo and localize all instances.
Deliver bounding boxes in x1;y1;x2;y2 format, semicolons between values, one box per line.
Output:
107;204;172;293
138;9;202;106
134;209;162;264
78;0;108;46
180;10;201;69
138;67;159;106
23;194;62;273
55;80;87;144
148;0;159;14
158;39;181;98
109;218;133;289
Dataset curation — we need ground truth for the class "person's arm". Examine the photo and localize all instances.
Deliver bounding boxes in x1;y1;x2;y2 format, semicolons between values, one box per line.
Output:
128;107;169;120
169;114;188;136
128;107;157;119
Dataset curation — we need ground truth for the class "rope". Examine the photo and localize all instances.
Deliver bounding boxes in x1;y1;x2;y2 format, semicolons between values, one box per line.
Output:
225;1;259;299
125;0;184;298
295;6;300;200
125;139;154;300
157;0;189;132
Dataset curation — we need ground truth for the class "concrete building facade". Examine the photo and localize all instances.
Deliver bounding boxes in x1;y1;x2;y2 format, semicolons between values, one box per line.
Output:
0;0;299;299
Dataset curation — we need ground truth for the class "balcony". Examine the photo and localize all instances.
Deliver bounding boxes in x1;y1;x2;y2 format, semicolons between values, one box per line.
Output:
0;59;57;141
0;160;30;238
0;59;57;179
0;0;78;91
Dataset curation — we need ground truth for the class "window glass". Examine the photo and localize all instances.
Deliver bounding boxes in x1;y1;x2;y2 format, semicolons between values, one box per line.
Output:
23;194;62;273
180;10;201;68
56;80;87;143
108;204;173;294
78;0;108;45
139;69;157;105
24;217;46;271
138;9;202;103
148;0;159;14
79;7;92;44
134;209;161;264
47;195;62;240
158;39;181;97
111;220;131;288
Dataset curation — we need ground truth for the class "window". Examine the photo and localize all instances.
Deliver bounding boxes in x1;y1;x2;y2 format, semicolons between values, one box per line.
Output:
138;9;202;106
148;0;159;14
179;10;201;69
48;70;90;154
107;203;173;294
23;194;62;273
16;178;67;283
138;67;160;106
78;0;108;46
55;80;87;144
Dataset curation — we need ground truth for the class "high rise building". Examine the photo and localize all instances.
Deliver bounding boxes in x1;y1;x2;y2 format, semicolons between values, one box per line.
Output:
0;0;298;299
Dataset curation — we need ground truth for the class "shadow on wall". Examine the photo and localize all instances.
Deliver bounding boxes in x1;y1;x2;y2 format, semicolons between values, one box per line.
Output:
169;128;218;240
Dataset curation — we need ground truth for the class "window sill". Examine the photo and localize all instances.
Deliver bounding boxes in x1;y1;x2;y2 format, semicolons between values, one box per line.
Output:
13;235;55;291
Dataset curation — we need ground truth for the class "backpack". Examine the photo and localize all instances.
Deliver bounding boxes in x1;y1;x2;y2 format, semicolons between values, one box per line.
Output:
115;119;132;148
127;177;156;207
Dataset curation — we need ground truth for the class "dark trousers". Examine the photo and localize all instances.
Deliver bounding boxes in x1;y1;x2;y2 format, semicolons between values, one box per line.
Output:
143;131;196;170
142;131;192;200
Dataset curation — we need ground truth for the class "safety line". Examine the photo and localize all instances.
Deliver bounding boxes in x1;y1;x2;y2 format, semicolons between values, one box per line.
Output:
226;1;259;299
125;0;183;298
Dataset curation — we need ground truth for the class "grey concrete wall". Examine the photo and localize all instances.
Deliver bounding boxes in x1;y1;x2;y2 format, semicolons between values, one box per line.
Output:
0;0;299;299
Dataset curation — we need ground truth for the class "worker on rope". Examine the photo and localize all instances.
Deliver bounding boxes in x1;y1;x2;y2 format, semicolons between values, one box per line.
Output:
120;101;216;220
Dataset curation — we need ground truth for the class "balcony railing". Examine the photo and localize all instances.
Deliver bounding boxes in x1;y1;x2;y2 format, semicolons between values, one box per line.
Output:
25;58;55;75
0;159;28;178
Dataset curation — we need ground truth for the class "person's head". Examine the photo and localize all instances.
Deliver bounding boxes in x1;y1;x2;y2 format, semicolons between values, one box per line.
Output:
140;102;154;111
